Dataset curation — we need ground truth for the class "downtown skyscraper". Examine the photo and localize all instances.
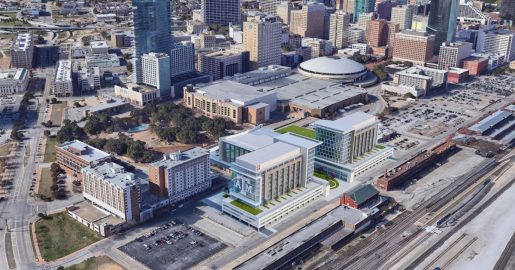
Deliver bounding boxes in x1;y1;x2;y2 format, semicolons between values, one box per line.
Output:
426;0;458;54
132;0;173;84
354;0;376;22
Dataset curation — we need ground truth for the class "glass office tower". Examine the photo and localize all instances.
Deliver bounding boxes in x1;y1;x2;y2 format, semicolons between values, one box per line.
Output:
132;0;173;84
427;0;458;54
354;0;376;22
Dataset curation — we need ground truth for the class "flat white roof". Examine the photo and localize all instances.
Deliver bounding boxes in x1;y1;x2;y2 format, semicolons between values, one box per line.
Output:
194;80;275;104
234;142;300;171
314;111;378;133
222;128;278;151
55;60;72;82
58;140;110;163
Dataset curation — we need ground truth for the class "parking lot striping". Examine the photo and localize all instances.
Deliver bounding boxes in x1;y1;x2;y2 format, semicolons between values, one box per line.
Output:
119;219;227;270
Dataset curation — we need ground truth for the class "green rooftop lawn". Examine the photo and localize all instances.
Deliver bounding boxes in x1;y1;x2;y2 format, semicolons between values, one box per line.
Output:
314;171;339;189
375;144;385;150
230;199;263;215
276;125;316;139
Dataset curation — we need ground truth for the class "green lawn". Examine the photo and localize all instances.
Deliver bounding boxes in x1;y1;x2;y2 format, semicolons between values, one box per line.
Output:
37;168;54;200
43;137;57;163
230;200;262;215
276;125;316;139
35;212;101;261
314;171;339;189
65;256;125;270
375;144;385;150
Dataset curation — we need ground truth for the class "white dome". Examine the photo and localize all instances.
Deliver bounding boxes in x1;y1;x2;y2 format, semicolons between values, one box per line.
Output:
299;56;367;76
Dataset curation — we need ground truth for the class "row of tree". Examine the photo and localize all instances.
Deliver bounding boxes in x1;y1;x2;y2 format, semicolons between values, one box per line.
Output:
10;92;33;141
86;135;156;163
131;103;234;143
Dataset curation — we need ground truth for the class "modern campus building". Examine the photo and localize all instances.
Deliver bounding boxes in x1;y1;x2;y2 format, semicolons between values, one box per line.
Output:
392;30;435;65
132;0;172;84
213;126;327;229
56;140;111;179
201;0;241;25
54;60;73;97
0;68;29;96
426;0;458;54
438;42;473;70
313;112;393;182
10;33;33;69
85;53;120;69
148;148;211;204
82;162;141;222
114;83;161;107
183;80;277;124
141;52;171;98
243;16;282;70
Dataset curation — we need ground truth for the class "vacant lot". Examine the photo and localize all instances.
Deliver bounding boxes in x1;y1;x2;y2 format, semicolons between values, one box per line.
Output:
35;212;101;261
37;168;54;200
50;101;67;125
276;125;316;139
65;256;125;270
43;137;57;163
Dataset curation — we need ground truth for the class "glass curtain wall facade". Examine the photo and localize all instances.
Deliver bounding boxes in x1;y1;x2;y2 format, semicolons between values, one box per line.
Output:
220;141;251;163
132;0;173;83
427;0;458;54
314;127;353;164
354;0;376;22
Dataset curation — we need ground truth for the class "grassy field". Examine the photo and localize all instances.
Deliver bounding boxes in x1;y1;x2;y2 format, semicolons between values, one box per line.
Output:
230;200;262;215
35;213;101;261
65;256;125;270
37;168;54;200
49;101;67;126
43;137;57;163
276;125;316;139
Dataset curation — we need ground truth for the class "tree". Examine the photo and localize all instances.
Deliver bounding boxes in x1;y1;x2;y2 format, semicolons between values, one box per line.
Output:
44;130;51;137
50;97;58;104
10;129;22;141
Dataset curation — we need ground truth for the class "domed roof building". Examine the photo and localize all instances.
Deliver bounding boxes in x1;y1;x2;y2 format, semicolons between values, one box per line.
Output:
298;56;369;82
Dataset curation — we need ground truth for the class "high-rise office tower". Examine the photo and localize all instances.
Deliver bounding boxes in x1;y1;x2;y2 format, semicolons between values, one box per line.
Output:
276;1;293;24
199;50;250;80
354;0;376;22
500;0;515;20
376;0;396;21
290;2;326;38
261;0;281;15
132;0;173;84
366;19;388;48
393;30;435;65
141;52;171;97
391;5;415;30
201;0;241;25
386;22;400;57
437;42;473;70
427;0;459;54
243;16;282;69
358;12;375;29
170;42;196;77
329;11;352;49
337;0;356;15
11;33;34;69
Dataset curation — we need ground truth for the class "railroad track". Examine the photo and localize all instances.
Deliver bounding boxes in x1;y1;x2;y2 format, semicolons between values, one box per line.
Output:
493;232;515;270
323;158;497;270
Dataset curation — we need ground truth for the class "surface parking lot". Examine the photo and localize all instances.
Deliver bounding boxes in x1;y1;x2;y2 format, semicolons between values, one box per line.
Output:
119;219;227;270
